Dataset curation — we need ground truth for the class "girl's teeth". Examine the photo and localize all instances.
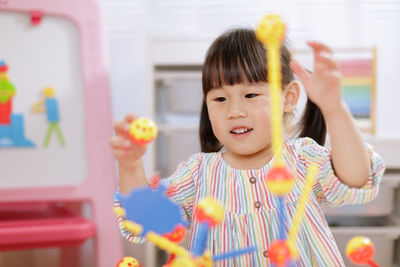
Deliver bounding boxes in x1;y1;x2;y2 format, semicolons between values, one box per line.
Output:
233;128;249;134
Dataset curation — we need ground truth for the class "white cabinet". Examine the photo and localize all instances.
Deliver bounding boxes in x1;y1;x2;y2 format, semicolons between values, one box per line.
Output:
153;69;202;177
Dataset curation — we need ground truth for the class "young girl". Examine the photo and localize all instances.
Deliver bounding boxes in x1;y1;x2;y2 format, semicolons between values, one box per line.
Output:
110;28;385;266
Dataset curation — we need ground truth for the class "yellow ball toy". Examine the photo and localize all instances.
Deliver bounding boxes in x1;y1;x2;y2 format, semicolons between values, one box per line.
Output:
265;166;295;196
129;117;158;145
116;256;140;267
346;236;376;265
195;197;224;226
255;14;285;46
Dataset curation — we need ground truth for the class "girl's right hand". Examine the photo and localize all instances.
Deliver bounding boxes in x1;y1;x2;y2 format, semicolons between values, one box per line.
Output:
109;113;148;170
290;41;342;116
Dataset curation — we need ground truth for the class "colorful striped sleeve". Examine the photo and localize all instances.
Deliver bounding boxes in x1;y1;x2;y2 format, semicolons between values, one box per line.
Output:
112;153;199;244
161;153;200;225
113;190;145;244
299;138;385;207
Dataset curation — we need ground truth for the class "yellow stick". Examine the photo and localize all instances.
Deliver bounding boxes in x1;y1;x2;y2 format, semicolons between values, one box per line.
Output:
123;220;143;236
267;44;284;166
146;232;192;259
255;15;286;167
287;163;318;257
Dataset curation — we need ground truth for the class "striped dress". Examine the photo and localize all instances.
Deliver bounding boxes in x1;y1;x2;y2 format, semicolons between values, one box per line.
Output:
117;137;385;266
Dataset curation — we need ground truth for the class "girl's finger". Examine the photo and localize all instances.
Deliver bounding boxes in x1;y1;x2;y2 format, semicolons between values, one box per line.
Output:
109;135;132;150
113;120;131;136
125;113;138;123
113;114;138;136
320;70;341;80
290;60;311;85
314;61;336;75
315;52;338;70
307;41;334;54
113;149;134;160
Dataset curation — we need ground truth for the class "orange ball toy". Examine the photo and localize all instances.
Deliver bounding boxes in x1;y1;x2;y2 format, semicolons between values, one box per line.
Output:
269;240;291;266
195;197;224;226
116;256;140;267
346;236;378;266
265;166;295;196
129;117;158;145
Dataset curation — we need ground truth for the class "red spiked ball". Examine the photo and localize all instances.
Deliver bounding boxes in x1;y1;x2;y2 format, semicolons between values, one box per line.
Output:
265;166;295;196
269;240;291;266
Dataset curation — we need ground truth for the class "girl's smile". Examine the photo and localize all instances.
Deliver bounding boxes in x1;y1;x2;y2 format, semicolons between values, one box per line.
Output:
230;126;253;138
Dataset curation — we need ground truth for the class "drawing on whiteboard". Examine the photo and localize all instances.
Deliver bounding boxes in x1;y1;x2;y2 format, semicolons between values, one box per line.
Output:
0;60;35;148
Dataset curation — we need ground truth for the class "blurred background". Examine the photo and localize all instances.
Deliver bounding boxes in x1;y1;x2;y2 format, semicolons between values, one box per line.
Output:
1;0;400;266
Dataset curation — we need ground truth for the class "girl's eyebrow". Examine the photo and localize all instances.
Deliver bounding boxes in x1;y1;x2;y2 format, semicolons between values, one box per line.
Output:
245;81;268;87
208;87;224;93
245;83;267;90
205;88;224;99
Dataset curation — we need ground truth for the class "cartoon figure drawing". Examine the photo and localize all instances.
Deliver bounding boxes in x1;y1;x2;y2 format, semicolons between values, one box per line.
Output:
0;60;35;147
32;86;65;147
0;61;15;124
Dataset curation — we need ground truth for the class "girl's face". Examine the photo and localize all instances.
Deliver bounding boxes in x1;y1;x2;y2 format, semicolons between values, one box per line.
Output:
206;81;272;160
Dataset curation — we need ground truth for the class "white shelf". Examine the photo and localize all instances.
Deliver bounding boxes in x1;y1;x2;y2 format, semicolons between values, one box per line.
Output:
364;136;400;169
158;124;198;133
155;70;202;81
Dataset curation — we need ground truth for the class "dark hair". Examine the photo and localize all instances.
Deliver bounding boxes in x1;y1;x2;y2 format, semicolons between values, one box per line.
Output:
200;28;326;152
297;99;326;145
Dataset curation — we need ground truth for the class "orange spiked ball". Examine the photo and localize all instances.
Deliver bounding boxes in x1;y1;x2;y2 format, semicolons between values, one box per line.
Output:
129;117;158;145
162;224;187;243
116;256;140;267
346;236;375;265
265;166;294;196
195;197;224;226
269;240;291;266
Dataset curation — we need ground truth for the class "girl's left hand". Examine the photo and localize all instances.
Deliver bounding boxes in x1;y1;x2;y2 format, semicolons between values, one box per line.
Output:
290;41;342;115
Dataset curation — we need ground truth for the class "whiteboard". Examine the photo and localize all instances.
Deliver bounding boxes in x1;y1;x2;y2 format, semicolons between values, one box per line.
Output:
0;11;87;187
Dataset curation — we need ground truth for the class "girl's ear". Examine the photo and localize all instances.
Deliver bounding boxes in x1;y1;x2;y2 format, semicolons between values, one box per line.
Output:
283;81;300;113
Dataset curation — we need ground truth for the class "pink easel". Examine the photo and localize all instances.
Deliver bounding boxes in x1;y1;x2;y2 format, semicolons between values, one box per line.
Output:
0;0;122;266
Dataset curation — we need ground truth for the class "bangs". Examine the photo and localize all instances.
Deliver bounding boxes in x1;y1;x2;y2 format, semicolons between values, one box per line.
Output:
202;29;267;94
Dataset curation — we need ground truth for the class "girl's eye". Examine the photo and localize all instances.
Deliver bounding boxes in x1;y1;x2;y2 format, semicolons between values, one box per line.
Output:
215;97;226;102
245;93;258;98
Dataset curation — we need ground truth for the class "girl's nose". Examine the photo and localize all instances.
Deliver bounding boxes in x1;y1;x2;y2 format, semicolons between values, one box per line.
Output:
226;101;247;119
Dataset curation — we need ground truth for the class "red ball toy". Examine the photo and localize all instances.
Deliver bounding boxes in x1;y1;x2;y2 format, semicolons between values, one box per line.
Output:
269;240;291;266
265;166;295;196
346;236;378;266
